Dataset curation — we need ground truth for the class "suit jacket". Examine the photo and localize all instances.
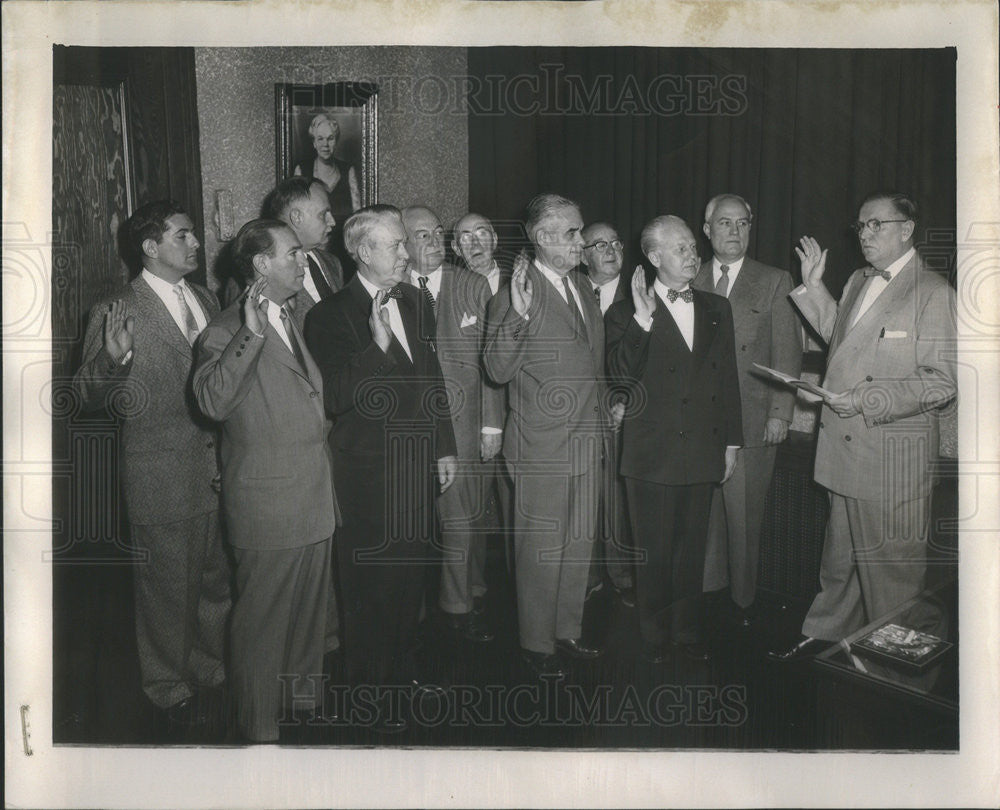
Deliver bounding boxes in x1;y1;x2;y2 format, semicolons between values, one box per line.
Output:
692;257;802;446
408;263;505;460
606;290;743;485
290;247;344;334
73;274;220;525
304;274;457;465
192;301;338;550
483;261;607;474
790;253;956;501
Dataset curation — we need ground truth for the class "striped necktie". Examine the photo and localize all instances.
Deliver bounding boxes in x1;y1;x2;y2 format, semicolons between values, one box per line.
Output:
173;284;201;345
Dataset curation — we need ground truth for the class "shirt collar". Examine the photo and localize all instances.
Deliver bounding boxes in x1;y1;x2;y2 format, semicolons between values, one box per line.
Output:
879;247;916;280
142;268;188;296
410;265;443;283
653;277;691;302
533;258;572;288
713;255;745;274
357;272;389;301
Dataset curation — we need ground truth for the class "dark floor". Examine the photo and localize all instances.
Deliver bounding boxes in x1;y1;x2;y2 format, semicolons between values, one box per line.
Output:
51;526;957;750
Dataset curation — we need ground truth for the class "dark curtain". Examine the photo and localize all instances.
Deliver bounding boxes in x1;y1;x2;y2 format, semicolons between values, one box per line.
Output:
468;48;956;296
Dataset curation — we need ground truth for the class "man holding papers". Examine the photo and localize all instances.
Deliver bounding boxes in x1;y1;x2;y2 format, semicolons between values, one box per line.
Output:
769;191;956;660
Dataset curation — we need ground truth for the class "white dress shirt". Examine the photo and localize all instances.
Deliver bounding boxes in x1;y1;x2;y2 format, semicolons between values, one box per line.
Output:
635;279;695;350
851;247;915;327
483;261;501;296
408;265;443;301
592;274;621;315
300;250;323;303
142;269;208;336
262;297;295;353
711;255;745;298
357;273;413;361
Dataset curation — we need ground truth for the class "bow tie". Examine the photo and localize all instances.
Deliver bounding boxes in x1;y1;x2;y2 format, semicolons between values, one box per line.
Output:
378;285;404;303
864;268;892;282
666;288;694;303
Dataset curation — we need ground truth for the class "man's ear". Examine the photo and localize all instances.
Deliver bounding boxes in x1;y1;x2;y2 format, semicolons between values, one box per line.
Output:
288;206;302;227
141;237;159;260
901;219;916;243
252;253;269;277
702;222;711;240
357;241;372;266
533;227;550;248
646;251;660;269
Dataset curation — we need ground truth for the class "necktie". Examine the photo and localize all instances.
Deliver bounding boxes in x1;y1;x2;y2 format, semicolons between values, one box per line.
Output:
666;287;694;303
173;284;201;345
561;276;587;339
307;254;335;300
418;275;437;316
864;268;892;281
381;285;404;301
715;264;730;297
593;285;602;302
279;306;309;374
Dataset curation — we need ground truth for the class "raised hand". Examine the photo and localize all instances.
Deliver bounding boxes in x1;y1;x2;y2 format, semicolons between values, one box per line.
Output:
369;290;393;352
510;250;533;317
630;266;655;322
104;299;134;362
243;276;269;335
795;236;828;289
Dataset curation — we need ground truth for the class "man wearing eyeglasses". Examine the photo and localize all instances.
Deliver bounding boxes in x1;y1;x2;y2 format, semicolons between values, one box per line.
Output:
769;191;956;660
692;195;802;626
580;222;636;608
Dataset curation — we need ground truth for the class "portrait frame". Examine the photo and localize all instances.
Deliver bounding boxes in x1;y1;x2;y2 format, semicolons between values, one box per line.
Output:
274;81;378;214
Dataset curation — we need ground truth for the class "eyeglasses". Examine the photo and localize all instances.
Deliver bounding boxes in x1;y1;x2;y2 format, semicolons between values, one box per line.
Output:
583;239;623;253
851;218;908;235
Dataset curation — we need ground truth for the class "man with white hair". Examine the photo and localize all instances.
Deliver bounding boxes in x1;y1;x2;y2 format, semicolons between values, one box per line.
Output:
692;194;802;624
483;193;608;677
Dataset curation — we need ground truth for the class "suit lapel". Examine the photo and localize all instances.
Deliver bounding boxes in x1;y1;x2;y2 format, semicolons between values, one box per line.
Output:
132;275;193;358
727;260;763;329
831;258;919;360
691;293;717;368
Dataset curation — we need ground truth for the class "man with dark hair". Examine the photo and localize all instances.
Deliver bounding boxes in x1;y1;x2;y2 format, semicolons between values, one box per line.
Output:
401;205;503;644
606;215;742;664
692;194;802;623
770;191;956;660
304;204;457;732
261;176;343;332
483;193;608;677
73;200;230;725
193;218;338;742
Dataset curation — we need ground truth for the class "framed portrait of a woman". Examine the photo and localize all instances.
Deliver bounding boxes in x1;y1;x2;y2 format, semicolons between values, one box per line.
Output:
275;82;378;220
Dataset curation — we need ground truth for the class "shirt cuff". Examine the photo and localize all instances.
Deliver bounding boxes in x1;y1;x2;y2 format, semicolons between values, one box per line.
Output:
633;312;653;332
481;427;502;435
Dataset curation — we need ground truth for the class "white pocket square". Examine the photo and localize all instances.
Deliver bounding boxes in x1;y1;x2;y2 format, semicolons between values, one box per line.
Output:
460;313;478;328
882;330;908;339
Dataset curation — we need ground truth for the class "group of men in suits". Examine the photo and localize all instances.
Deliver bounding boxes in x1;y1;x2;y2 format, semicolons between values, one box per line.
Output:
75;182;954;739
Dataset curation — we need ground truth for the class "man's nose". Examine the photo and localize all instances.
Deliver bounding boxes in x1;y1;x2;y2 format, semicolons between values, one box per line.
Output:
325;213;335;227
190;235;201;250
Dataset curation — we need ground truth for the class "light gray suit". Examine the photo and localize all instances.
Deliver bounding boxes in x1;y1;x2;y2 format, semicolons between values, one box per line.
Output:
193;300;338;741
790;252;956;639
692;257;802;607
73;274;230;709
484;261;608;654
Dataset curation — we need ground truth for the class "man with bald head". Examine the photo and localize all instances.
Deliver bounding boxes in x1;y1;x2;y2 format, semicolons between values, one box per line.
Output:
401;205;503;644
483;193;608;676
453;212;504;296
579;221;635;606
692;194;802;623
606;215;742;664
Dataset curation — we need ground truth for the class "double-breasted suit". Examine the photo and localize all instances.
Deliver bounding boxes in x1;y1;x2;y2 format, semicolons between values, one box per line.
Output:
606;288;743;645
409;263;505;616
692;258;802;607
483;261;608;655
73;273;230;709
305;276;457;685
790;252;956;639
193;299;338;741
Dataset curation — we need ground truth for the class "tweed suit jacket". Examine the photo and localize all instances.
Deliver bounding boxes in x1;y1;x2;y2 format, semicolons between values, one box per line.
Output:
289;247;344;334
606;289;744;485
692;258;802;446
408;263;504;461
73;274;220;526
789;253;956;501
483;260;608;474
192;300;338;550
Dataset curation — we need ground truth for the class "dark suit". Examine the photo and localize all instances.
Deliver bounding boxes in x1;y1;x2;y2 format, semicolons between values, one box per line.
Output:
409;264;505;615
606;289;742;644
483;261;608;654
193;300;338;741
290;248;344;333
73;274;229;709
692;258;802;607
305;276;457;685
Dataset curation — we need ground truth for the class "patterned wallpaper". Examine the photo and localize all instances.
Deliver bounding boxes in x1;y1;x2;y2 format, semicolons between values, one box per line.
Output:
194;47;468;290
